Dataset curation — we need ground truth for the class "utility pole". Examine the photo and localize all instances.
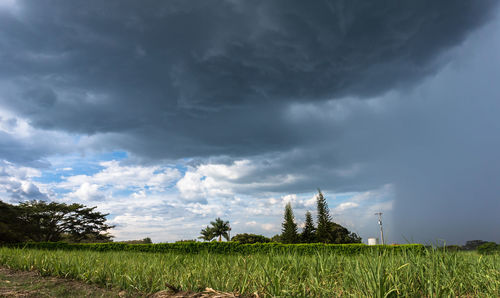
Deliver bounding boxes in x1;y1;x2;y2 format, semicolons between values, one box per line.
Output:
375;212;385;245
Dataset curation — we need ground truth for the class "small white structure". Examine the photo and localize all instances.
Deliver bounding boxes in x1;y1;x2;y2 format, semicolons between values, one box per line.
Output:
368;237;378;245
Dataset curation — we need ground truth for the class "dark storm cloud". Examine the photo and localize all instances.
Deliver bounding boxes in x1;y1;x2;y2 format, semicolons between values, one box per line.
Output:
172;12;500;244
250;25;500;243
0;0;497;159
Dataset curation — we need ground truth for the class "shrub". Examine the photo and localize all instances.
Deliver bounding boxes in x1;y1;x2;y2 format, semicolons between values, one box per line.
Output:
477;242;499;255
118;237;153;244
463;240;488;251
231;233;271;244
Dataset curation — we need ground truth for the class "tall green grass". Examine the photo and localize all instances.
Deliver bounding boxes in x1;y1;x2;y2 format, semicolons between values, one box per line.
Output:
7;241;424;255
0;247;498;296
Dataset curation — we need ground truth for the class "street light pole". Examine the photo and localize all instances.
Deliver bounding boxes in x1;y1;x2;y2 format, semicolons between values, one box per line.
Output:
375;212;385;245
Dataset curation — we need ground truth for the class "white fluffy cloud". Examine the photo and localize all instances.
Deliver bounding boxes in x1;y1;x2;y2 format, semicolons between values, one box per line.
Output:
334;202;360;212
176;159;300;201
69;182;105;201
58;160;181;199
176;160;253;200
0;160;47;201
0;153;395;242
109;213;193;242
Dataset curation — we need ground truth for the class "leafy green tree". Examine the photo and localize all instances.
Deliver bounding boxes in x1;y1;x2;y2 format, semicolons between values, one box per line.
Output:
347;231;362;243
0;200;113;243
281;202;299;244
209;218;231;242
17;200;114;242
329;223;362;244
477;242;499;255
300;211;316;243
198;225;214;241
231;233;270;244
0;201;25;243
316;189;332;243
270;234;281;243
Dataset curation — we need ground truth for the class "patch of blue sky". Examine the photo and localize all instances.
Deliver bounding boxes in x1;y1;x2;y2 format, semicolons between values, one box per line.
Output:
329;192;359;204
112;188;135;197
96;150;128;161
174;164;188;175
36;150;129;184
110;184;179;197
32;171;64;184
61;163;103;176
33;162;103;183
106;213;120;222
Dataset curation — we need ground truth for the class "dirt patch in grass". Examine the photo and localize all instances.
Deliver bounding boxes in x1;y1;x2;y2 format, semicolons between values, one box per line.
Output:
0;267;246;298
0;266;131;297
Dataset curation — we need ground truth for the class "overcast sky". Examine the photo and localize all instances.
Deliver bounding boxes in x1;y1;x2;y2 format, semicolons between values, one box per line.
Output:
1;0;499;244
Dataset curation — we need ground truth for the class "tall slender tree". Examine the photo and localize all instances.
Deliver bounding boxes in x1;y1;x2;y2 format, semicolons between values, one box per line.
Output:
281;202;299;244
314;189;363;244
316;189;332;243
301;210;316;243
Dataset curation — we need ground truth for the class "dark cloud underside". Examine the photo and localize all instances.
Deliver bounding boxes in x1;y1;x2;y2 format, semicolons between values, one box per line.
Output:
0;0;497;158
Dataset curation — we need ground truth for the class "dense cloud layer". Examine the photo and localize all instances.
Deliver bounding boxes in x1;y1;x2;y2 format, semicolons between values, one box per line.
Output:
0;0;497;158
0;1;499;243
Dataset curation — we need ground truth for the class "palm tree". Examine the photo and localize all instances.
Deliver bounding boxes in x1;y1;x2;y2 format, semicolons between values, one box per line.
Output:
210;218;231;242
198;226;214;241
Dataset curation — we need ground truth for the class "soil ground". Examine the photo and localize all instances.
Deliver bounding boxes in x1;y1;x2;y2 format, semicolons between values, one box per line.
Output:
0;267;243;297
0;266;138;297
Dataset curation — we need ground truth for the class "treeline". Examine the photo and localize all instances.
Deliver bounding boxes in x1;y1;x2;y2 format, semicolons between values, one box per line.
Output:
475;242;500;255
0;200;113;243
198;190;362;244
117;238;152;244
198;189;361;244
442;240;500;254
278;190;361;244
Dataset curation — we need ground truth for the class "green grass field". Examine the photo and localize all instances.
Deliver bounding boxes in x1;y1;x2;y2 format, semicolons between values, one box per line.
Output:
0;247;499;297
